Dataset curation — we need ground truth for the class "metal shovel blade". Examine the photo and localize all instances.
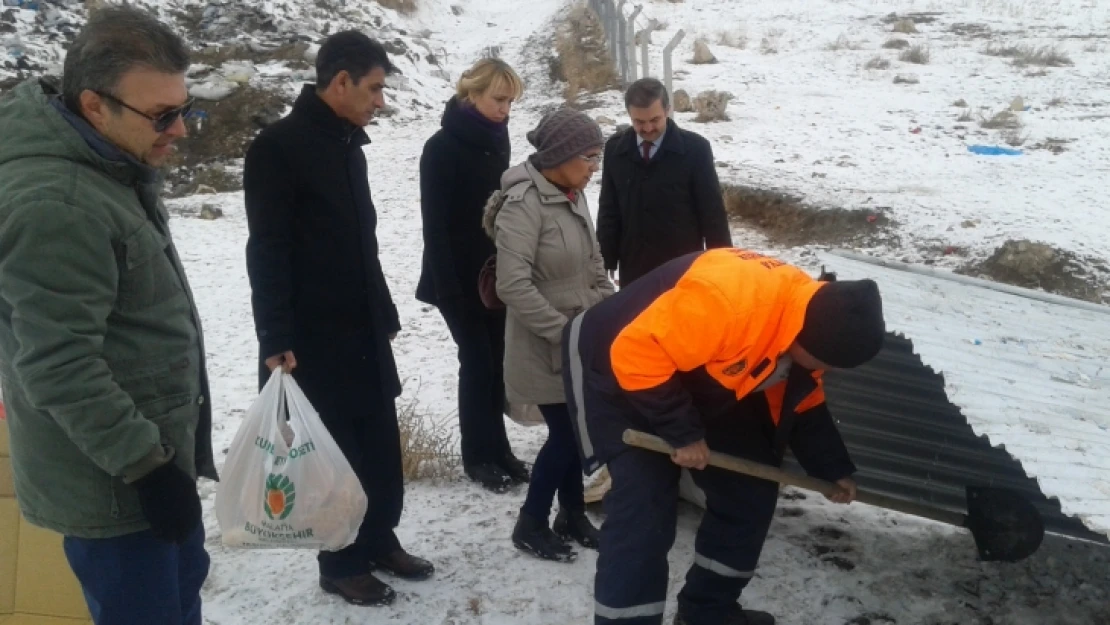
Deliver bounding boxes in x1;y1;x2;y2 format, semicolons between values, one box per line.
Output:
964;486;1045;563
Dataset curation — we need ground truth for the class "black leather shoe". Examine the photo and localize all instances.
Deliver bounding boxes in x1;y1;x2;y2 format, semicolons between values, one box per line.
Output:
371;549;435;581
465;463;514;493
319;573;395;606
553;507;600;550
674;606;775;625
499;453;531;484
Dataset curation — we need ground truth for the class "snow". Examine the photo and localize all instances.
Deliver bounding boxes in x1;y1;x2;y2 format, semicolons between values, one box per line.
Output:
4;0;1110;623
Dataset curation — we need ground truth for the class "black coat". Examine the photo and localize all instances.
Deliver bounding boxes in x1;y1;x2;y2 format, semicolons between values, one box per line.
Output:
244;85;402;403
597;118;732;286
415;96;511;309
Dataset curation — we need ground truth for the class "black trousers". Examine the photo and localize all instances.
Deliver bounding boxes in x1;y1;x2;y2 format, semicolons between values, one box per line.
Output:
440;304;512;467
594;417;780;625
521;403;585;521
260;339;404;579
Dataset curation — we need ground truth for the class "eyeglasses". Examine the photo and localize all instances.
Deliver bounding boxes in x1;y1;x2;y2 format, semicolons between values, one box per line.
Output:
96;91;195;133
579;154;602;166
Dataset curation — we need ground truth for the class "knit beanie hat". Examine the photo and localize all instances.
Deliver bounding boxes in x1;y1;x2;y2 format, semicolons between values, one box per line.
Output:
795;279;886;368
527;107;604;170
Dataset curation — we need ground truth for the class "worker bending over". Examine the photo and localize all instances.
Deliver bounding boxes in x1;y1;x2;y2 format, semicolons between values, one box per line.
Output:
563;248;886;625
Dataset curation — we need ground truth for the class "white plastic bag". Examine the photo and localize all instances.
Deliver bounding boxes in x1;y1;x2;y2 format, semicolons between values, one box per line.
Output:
215;368;368;550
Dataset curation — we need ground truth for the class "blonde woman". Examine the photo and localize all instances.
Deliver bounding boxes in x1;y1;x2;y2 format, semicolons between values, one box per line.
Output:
416;58;530;492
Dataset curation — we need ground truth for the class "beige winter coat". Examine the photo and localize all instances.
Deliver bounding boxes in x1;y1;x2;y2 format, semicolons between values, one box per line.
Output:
483;161;615;405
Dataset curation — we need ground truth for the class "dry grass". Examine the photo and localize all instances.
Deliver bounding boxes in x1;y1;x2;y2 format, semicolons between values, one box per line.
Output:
554;4;619;104
1047;96;1067;107
397;394;458;481
899;45;931;64
374;0;418;14
716;24;749;49
979;109;1021;129
761;27;785;55
864;55;891;70
825;34;864;51
957;108;974;122
883;38;910;49
891;19;918;34
983;43;1073;67
1001;126;1029;147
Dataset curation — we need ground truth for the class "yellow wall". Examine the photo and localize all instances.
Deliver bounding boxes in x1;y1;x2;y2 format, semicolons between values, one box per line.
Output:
0;420;92;625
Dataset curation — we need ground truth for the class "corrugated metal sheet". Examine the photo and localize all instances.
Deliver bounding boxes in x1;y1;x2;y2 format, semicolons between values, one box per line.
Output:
795;250;1110;543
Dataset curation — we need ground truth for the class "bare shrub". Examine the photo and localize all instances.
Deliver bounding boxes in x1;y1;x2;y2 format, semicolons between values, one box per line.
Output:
899;45;930;64
864;55;891;70
761;27;785;55
1002;126;1029;146
883;38;910;49
717;24;749;49
979;109;1021;129
1013;45;1072;67
983;43;1072;67
826;34;864;51
693;90;732;123
957;108;974;122
374;0;418;14
397;393;459;481
554;4;619;104
892;19;918;34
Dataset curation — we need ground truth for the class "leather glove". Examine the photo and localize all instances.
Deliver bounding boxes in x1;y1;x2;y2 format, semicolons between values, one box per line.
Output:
133;460;202;544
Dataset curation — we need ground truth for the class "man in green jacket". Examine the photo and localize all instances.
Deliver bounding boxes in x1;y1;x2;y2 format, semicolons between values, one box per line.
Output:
0;6;216;624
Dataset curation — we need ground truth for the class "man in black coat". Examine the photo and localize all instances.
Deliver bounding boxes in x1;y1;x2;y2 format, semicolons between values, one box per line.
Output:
597;78;733;287
243;31;432;607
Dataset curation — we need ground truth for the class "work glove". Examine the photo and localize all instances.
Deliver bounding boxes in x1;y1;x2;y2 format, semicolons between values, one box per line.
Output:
133;460;202;544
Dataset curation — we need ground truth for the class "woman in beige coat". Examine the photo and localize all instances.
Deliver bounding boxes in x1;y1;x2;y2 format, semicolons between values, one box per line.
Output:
483;108;615;562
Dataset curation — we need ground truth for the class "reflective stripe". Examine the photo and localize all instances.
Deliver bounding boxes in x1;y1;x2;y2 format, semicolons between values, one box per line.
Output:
694;554;754;579
595;600;667;620
568;313;595;462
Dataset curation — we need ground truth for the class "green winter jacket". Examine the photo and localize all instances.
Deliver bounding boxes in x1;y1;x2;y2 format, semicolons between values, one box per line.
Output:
0;79;217;539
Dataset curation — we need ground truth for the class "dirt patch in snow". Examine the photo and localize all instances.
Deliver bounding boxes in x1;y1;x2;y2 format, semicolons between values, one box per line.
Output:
722;184;896;248
958;239;1109;304
164;85;290;197
191;41;313;69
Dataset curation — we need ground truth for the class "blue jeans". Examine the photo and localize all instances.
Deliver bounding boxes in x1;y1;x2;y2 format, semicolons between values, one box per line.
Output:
521;403;586;522
62;523;209;625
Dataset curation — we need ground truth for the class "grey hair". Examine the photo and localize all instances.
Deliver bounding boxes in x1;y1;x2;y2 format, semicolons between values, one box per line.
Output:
62;5;190;112
624;77;669;111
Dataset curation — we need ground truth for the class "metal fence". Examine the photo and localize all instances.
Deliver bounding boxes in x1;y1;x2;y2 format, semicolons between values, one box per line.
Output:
586;0;684;113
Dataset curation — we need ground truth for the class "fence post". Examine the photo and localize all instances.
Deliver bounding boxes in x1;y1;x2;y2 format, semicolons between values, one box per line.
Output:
640;29;650;77
663;29;685;117
616;0;628;84
603;0;617;70
627;5;642;81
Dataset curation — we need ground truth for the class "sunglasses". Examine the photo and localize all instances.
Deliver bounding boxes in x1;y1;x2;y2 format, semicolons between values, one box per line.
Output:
96;91;195;133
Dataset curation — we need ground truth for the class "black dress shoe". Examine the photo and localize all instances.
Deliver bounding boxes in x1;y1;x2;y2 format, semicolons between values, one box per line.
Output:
465;462;514;493
499;453;531;484
319;573;396;606
553;507;600;550
674;606;776;625
371;549;435;581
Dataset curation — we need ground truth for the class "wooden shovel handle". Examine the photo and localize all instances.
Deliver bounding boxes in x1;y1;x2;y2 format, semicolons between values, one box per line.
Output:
622;430;968;528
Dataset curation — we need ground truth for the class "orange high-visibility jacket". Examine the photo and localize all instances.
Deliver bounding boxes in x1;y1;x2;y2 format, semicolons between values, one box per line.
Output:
563;248;855;480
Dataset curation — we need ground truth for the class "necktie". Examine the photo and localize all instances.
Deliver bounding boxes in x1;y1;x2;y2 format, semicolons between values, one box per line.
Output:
641;141;653;162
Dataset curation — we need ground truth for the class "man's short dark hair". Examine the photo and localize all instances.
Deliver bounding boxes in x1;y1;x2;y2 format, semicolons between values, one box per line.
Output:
62;6;190;112
624;78;669;111
316;31;395;90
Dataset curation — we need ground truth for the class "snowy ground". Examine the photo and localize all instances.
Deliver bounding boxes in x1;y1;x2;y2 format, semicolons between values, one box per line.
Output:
5;0;1110;622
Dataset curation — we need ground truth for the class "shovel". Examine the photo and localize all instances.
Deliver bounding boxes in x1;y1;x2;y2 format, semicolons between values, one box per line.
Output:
622;429;1045;563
